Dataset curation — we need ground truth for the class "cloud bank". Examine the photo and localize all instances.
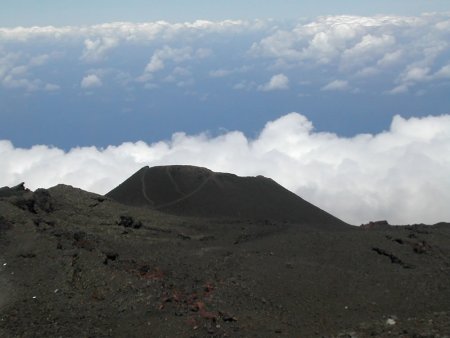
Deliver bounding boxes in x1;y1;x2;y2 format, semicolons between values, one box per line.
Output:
2;14;450;94
1;112;449;225
249;14;450;94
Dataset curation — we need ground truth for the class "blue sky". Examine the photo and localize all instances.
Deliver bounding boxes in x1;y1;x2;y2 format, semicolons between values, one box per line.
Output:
1;2;450;224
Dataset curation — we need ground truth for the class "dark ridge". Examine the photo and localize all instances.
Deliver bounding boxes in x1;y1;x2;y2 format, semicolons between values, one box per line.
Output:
106;165;349;228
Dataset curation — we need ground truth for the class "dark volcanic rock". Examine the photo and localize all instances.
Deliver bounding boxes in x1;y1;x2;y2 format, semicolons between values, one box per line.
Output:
106;165;348;228
0;182;29;198
33;189;54;213
11;195;37;214
372;247;414;268
116;215;143;229
0;216;13;232
0;184;55;214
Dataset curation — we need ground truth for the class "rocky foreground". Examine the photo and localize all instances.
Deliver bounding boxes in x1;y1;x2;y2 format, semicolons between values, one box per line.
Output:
1;167;450;337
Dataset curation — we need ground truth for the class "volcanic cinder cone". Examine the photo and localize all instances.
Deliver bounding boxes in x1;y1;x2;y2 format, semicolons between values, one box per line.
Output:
106;165;349;228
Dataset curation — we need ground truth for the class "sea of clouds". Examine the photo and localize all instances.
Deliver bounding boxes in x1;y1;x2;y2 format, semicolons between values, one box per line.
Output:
1;112;449;225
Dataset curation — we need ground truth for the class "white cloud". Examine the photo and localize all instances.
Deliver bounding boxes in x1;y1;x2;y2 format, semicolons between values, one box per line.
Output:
435;64;450;78
392;62;450;93
209;69;233;78
10;65;28;76
139;46;209;83
377;50;403;67
1;112;450;225
233;80;257;91
388;84;409;95
0;20;264;69
209;66;252;78
436;18;450;30
250;14;450;92
1;15;450;93
0;52;59;91
0;20;267;42
321;80;349;91
340;34;396;70
81;74;102;88
164;66;191;83
250;15;415;65
145;52;167;73
2;75;40;91
401;66;430;83
29;54;50;66
195;48;212;59
258;73;289;91
356;67;379;77
81;37;118;63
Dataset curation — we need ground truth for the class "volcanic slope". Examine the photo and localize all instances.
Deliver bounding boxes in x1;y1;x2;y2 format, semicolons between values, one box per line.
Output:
106;165;348;228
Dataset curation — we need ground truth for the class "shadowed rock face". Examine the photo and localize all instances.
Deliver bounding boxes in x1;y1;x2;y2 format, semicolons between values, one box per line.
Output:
106;165;349;228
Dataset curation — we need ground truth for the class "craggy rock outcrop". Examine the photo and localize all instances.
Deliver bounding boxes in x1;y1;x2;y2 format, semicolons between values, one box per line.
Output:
361;220;391;230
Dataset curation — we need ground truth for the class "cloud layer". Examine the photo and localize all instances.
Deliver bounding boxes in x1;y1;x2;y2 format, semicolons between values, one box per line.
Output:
249;14;450;94
1;112;449;225
1;14;450;94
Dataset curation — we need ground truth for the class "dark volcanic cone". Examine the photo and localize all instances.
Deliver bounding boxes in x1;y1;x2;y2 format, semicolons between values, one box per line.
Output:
106;165;348;228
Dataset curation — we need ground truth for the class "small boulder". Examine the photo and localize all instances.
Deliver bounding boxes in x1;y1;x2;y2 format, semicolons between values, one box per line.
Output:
117;215;143;229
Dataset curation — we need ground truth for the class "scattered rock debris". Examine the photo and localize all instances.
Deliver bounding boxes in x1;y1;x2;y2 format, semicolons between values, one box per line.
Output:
386;317;397;326
103;252;118;265
177;233;191;240
117;215;143;229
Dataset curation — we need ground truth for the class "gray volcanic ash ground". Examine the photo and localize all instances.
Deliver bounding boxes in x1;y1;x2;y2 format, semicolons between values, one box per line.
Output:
1;166;450;337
